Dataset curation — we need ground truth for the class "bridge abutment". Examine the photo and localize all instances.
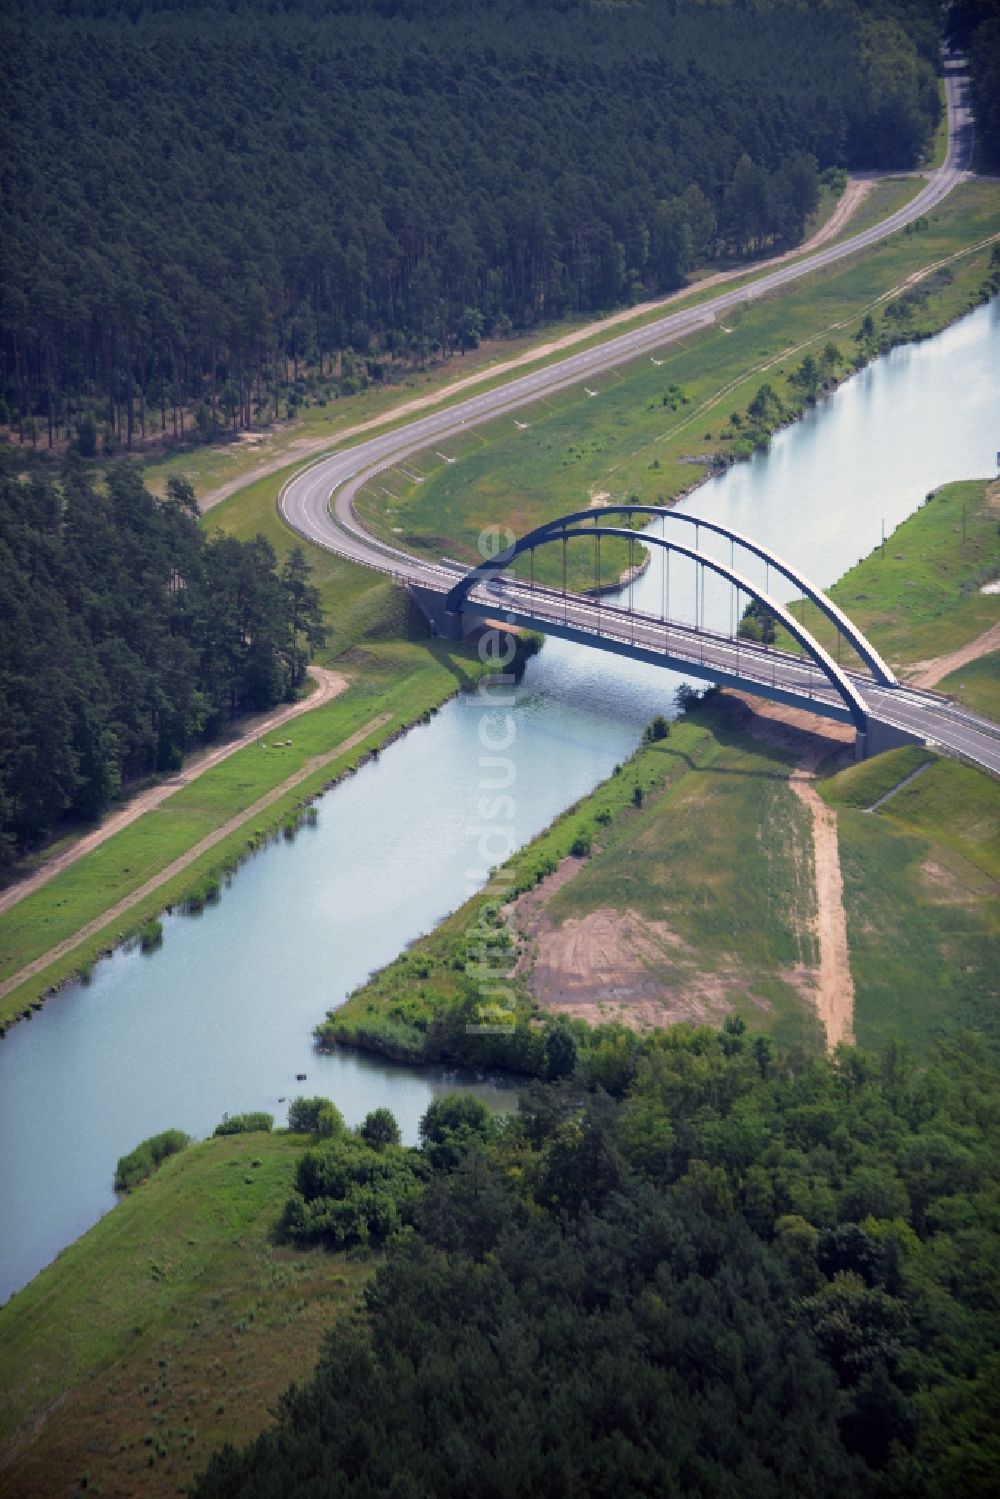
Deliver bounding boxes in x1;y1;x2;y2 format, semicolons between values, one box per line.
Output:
408;587;477;640
856;718;925;761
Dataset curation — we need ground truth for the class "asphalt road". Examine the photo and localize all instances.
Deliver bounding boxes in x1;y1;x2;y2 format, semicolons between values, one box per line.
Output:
279;56;1000;773
460;578;1000;774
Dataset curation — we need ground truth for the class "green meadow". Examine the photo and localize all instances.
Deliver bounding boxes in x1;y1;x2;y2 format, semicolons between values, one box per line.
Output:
779;477;1000;677
825;753;1000;1054
0;640;484;1030
0;1131;369;1499
358;182;998;592
325;698;825;1062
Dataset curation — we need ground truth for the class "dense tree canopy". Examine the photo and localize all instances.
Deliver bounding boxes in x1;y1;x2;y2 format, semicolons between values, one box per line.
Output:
0;453;325;858
195;1024;1000;1497
948;0;1000;167
1;0;942;449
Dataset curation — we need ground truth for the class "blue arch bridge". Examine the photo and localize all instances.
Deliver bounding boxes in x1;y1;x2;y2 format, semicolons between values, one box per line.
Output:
403;502;987;764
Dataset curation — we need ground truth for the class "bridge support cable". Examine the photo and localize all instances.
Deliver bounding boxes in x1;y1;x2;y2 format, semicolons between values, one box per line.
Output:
445;502;897;688
629;534;635;645
448;524;870;732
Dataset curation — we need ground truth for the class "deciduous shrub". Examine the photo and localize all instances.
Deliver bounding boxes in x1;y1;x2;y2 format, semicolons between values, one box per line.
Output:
213;1111;273;1136
114;1129;189;1192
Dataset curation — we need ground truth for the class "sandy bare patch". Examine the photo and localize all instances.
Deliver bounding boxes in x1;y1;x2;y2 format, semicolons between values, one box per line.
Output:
519;903;759;1029
725;691;855;758
508;846;783;1029
918;856;987;905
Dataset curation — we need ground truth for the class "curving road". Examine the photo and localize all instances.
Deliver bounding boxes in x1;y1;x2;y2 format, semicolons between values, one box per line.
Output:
454;579;1000;774
279;56;1000;773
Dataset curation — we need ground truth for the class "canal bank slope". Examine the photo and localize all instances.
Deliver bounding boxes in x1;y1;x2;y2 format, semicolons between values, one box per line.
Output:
0;184;996;1033
324;479;1000;1063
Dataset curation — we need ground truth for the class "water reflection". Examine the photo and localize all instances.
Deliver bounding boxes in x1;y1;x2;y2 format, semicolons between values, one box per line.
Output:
0;297;995;1304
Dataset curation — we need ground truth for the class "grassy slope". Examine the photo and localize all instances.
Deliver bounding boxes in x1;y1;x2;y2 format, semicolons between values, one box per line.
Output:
819;744;937;809
0;640;487;1029
540;703;822;1050
824;755;1000;1054
0;1132;370;1499
326;699;824;1059
779;477;1000;676
935;649;1000;720
137;165;888;507
357;182;998;590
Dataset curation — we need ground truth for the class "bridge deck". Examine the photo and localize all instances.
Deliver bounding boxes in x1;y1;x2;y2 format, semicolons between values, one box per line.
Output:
462;582;856;724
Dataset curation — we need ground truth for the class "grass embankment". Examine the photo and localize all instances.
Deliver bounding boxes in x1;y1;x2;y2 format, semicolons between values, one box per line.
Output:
818;744;936;809
0;636;489;1031
1;411;543;1030
936;650;1000;719
4;185;995;1030
777;478;1000;683
330;450;1000;1071
820;750;1000;1054
0;1131;369;1499
356;181;998;590
136;163;889;508
324;696;825;1064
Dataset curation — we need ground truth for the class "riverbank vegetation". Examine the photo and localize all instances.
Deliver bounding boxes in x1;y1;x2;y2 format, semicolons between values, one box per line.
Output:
325;462;1000;1068
356;183;999;590
193;1030;1000;1496
0;1131;372;1499
1;0;944;456
771;476;1000;686
5;1027;998;1497
114;1128;189;1193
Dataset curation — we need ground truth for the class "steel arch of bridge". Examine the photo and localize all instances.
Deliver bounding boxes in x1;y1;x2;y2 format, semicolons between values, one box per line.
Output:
445;503;896;688
445;519;872;731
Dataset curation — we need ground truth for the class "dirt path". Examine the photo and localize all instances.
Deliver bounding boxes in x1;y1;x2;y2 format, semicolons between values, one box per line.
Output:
0;666;348;919
908;619;1000;689
728;694;855;1049
200;178;879;514
0;710;390;1006
789;753;855;1050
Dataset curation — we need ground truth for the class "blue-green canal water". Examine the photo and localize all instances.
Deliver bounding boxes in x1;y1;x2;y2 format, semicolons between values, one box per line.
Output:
0;297;996;1305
